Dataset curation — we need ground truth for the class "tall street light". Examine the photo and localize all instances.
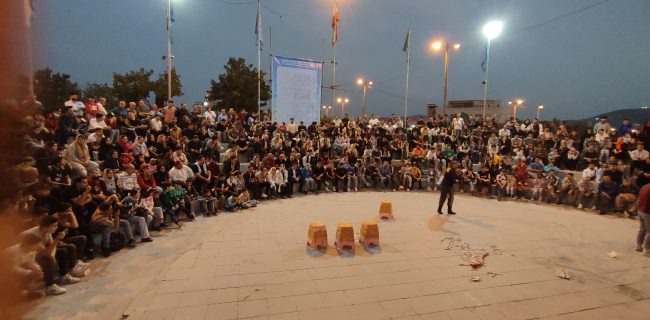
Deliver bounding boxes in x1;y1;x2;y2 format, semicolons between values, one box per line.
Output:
537;104;544;120
357;78;374;117
336;97;349;117
432;41;460;116
481;20;503;120
511;98;524;120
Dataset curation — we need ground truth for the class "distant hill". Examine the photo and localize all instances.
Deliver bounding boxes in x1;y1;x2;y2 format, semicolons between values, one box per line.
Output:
564;108;648;128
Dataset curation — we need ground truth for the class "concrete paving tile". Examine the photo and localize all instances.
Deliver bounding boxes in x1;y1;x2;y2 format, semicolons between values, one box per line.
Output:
178;290;211;307
268;312;301;320
142;307;177;320
173;305;207;320
444;309;481;320
379;299;416;318
266;296;298;314
207;287;239;304
418;312;452;320
351;302;390;320
406;294;466;315
147;292;182;311
238;299;268;318
205;302;237;320
470;305;509;320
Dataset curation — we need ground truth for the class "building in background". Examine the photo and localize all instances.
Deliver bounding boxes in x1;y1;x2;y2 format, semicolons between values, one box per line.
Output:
428;100;508;122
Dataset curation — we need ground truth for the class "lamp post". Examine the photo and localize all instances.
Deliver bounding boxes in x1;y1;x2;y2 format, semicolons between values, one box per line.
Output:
336;97;349;117
537;104;544;120
511;99;524;120
432;41;460;116
481;21;503;120
356;78;373;117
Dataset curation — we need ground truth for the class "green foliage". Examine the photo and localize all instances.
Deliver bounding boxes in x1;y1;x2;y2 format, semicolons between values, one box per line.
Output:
33;68;80;112
111;68;154;103
152;68;183;106
207;57;270;114
83;82;116;106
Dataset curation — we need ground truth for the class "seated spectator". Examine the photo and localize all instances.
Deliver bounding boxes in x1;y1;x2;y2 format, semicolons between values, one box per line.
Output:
596;175;618;214
5;233;45;297
615;177;639;217
168;160;194;183
24;216;81;296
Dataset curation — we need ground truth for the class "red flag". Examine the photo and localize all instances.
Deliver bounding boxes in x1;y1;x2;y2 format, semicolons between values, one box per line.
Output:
331;0;339;46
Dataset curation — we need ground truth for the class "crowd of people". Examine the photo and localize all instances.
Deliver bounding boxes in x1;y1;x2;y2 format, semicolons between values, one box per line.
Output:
6;91;650;298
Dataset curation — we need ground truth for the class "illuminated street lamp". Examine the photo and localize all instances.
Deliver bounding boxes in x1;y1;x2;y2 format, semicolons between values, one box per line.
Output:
432;40;461;115
512;98;524;120
357;78;374;116
537;104;544;120
337;97;349;116
481;20;503;119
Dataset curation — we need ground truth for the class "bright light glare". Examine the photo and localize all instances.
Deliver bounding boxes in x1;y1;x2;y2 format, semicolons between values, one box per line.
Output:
538;105;544;109
368;81;373;87
432;41;442;50
203;101;208;107
357;78;364;85
337;98;342;103
483;21;503;40
516;99;524;105
453;43;461;50
344;98;349;103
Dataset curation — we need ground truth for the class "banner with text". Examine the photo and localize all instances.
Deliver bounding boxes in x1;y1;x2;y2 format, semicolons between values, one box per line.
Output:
272;55;323;124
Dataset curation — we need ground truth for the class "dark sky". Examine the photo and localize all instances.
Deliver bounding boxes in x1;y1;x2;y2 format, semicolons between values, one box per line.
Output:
32;0;650;120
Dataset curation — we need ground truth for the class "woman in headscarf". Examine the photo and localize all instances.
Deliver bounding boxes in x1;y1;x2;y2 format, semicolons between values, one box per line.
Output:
63;134;99;178
132;136;149;158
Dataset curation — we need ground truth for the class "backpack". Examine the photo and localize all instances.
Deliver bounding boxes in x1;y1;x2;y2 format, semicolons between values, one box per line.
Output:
109;231;126;252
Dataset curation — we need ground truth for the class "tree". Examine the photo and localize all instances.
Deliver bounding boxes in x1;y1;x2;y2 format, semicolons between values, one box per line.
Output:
33;68;80;112
83;82;116;106
112;68;154;103
152;68;183;106
207;57;270;114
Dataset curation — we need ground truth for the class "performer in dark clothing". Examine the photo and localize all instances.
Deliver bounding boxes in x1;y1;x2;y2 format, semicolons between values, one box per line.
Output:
437;162;459;215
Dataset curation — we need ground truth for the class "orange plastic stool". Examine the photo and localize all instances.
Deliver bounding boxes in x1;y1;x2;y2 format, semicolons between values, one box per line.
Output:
335;223;355;250
379;201;393;219
359;220;379;246
306;222;328;249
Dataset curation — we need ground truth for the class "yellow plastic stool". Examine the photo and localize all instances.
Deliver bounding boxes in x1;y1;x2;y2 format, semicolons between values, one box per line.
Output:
306;222;328;249
379;200;393;219
359;220;379;246
335;223;355;250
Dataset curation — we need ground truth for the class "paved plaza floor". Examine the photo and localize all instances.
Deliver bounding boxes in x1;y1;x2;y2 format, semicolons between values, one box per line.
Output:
27;192;650;320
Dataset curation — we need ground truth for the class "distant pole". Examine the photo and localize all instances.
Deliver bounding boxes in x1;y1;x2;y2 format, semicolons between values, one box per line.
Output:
167;0;172;102
404;25;411;128
257;0;262;121
361;84;367;116
269;26;273;121
481;39;491;120
442;43;450;116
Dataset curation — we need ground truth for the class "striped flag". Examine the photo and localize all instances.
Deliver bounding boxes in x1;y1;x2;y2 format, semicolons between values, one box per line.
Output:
331;0;340;46
255;0;263;49
481;41;490;73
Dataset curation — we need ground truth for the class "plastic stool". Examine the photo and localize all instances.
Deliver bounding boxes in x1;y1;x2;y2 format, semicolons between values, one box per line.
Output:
379;201;393;219
306;222;328;249
335;224;355;250
359;220;379;246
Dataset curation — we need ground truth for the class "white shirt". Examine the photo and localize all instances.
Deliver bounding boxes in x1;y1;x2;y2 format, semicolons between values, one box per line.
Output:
630;149;649;161
89;118;109;130
369;118;379;126
65;100;85;117
168;165;194;182
150;118;163;131
117;172;139;190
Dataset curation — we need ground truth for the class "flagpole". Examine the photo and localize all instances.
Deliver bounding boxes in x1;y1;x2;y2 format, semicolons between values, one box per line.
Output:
482;39;491;120
257;0;262;121
167;0;172;102
404;25;411;129
331;0;337;116
269;26;273;122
